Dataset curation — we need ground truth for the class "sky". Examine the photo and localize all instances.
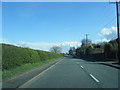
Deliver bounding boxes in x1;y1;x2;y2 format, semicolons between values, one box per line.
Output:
2;2;120;53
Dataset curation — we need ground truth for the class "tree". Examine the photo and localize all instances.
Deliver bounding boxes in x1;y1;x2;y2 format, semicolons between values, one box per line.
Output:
81;39;92;47
68;47;76;55
104;43;113;59
85;46;93;58
50;46;61;53
109;39;118;59
81;39;92;57
76;47;84;58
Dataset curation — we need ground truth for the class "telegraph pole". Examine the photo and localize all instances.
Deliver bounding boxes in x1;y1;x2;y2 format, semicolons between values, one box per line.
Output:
110;0;120;64
116;0;120;64
85;34;89;46
85;34;89;57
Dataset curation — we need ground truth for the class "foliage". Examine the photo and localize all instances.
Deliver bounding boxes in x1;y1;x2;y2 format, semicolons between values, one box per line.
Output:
68;47;76;55
104;42;117;59
2;43;64;70
72;38;118;61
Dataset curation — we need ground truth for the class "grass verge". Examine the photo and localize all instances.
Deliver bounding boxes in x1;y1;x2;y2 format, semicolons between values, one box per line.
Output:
3;57;63;81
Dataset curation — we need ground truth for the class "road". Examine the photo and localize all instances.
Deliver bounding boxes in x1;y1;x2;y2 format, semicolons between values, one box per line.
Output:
19;56;118;88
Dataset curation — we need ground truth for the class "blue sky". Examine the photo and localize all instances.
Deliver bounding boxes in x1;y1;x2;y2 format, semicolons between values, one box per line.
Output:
2;2;119;52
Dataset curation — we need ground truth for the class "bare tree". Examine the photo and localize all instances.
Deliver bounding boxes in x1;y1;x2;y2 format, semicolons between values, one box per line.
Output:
50;45;62;53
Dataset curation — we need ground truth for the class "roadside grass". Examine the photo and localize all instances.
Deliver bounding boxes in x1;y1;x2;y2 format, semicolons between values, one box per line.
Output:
3;57;63;81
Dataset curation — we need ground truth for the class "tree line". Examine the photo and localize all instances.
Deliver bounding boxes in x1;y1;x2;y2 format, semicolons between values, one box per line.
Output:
69;38;119;62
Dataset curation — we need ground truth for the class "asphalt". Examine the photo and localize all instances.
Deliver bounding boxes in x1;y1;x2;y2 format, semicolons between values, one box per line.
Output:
2;58;63;88
18;57;119;88
2;56;119;88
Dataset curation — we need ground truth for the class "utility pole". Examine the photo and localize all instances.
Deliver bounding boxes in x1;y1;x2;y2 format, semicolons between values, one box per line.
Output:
85;34;89;46
116;1;120;64
85;34;89;57
110;0;120;64
115;0;120;64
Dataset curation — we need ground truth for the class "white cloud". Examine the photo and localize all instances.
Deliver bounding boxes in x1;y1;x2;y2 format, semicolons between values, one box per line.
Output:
60;41;81;48
17;41;81;53
60;41;81;52
17;41;60;51
93;38;110;44
98;26;117;40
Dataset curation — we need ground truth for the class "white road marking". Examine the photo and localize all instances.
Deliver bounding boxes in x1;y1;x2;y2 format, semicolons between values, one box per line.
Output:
77;62;79;64
81;66;84;69
90;74;100;83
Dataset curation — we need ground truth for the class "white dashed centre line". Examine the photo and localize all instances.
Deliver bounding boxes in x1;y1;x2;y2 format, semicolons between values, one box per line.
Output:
90;74;100;83
80;66;84;69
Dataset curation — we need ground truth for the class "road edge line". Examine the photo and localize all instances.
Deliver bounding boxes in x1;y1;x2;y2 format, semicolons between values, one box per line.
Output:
17;59;63;88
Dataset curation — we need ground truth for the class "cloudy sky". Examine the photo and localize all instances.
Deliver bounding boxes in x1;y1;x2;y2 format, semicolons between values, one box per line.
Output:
2;2;119;53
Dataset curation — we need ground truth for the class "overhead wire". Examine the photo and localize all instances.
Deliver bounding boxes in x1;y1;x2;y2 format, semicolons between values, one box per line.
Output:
96;2;116;29
95;1;117;35
97;16;116;32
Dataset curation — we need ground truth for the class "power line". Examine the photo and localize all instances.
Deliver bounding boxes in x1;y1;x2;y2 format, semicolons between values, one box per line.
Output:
95;2;116;29
97;16;116;32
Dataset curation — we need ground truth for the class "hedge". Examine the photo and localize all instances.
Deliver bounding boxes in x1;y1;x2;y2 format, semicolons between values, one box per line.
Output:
2;43;63;70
